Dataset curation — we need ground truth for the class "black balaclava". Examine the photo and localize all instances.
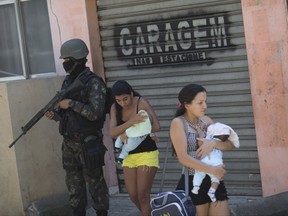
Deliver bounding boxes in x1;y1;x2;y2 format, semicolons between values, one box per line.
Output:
63;58;87;79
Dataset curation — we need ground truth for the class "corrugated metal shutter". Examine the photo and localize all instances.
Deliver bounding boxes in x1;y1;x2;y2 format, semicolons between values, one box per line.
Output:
97;0;262;196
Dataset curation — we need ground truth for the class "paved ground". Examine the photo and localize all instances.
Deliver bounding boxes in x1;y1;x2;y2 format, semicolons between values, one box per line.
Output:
85;194;259;216
26;192;288;216
87;193;230;216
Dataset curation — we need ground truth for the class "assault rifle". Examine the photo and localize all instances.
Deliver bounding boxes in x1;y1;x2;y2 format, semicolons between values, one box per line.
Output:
9;77;86;148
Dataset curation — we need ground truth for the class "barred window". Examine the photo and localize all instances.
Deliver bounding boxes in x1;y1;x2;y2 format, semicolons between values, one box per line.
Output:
0;0;56;81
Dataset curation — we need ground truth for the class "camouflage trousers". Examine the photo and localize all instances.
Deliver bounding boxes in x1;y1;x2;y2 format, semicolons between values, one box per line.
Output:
62;138;109;215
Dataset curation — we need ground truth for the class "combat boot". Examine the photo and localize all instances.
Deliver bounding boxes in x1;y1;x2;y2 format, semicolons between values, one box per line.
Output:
96;210;108;216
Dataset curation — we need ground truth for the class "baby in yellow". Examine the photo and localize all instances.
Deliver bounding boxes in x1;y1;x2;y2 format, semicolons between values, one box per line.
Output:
114;110;152;165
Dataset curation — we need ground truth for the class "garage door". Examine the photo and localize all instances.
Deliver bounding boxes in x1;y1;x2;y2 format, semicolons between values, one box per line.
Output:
97;0;262;196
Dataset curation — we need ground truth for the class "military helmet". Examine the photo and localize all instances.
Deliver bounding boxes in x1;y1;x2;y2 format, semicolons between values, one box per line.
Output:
60;38;89;60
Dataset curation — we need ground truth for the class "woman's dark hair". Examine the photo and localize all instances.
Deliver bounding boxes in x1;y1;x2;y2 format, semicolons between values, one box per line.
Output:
111;80;141;125
175;84;206;117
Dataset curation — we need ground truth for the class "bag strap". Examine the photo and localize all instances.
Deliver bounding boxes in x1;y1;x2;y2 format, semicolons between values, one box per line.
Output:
182;117;190;198
159;117;190;198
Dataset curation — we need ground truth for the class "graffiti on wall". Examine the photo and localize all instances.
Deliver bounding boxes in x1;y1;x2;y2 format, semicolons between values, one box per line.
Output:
115;13;234;68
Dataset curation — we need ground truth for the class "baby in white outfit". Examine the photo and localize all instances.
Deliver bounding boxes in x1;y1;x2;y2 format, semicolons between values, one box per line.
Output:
191;122;240;202
114;110;152;165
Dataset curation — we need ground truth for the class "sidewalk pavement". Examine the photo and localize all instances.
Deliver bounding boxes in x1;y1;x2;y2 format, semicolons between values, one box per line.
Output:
26;192;288;216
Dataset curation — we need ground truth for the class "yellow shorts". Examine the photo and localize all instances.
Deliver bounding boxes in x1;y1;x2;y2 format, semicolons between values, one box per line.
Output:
122;150;159;168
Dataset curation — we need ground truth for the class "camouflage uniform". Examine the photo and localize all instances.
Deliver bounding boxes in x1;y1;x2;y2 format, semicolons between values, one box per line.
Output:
58;68;109;216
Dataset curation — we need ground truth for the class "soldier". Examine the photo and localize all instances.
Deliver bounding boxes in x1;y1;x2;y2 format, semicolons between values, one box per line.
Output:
45;38;109;216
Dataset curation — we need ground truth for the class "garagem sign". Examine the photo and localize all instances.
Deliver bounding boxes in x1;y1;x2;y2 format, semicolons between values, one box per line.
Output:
115;13;234;68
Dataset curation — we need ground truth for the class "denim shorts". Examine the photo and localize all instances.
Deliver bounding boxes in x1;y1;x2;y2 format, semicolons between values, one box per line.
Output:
176;174;229;205
122;150;159;168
